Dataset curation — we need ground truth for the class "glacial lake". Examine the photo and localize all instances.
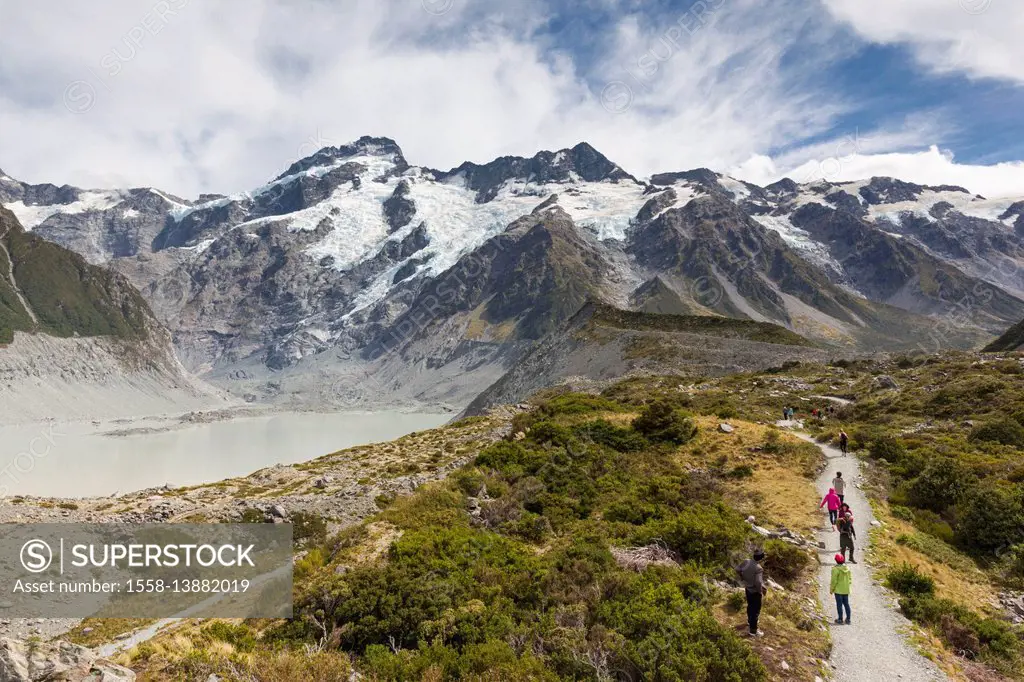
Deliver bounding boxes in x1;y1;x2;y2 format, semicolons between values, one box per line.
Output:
0;411;450;498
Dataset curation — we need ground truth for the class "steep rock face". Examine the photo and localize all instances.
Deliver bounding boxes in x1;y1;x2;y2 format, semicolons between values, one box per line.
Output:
0;207;156;343
0;207;225;422
787;203;1024;330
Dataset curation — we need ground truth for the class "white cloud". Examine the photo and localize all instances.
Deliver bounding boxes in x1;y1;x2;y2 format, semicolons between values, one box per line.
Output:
0;0;855;197
732;145;1024;199
0;0;1021;200
822;0;1024;83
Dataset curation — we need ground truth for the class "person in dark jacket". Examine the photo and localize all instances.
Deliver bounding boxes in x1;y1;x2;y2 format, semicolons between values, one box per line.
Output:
736;549;767;636
839;430;849;455
837;512;857;563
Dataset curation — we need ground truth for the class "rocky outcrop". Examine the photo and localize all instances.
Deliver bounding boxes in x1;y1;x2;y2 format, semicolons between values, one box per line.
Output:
0;637;134;681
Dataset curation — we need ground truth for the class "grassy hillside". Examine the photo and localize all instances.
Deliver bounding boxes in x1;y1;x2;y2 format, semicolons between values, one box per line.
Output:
984;318;1024;352
114;397;829;681
589;303;818;347
0;207;154;343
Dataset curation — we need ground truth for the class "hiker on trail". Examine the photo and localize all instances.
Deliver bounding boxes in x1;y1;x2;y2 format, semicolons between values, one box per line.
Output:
830;553;852;625
782;407;789;421
736;549;767;636
832;471;845;503
819;488;841;528
839;430;849;455
837;511;857;563
838;502;851;519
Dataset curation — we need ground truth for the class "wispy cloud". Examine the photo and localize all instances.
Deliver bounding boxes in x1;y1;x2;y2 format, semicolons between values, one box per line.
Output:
0;0;1021;198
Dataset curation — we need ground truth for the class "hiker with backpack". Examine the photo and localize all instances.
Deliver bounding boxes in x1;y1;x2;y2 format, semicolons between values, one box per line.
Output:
839;430;849;455
830;553;852;624
736;549;767;636
819;487;841;528
837;511;857;563
832;471;846;503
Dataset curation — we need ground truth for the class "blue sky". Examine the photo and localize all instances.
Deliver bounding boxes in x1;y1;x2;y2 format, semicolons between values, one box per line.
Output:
0;0;1022;197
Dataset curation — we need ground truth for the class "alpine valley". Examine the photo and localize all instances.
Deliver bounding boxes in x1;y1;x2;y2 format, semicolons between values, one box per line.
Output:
3;136;1024;413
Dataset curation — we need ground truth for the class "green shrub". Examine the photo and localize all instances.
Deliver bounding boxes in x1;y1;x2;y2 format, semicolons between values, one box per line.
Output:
726;464;755;479
885;563;935;596
539;393;624;417
475;441;546;477
725;590;746;612
290;511;329;546
655;503;748;565
202;622;258;652
631;400;698;445
891;505;915;522
904;457;975;512
955;483;1024;554
572;419;648;452
761;539;810;586
969;419;1024;447
907;508;956;544
239;508;265;524
599;574;766;681
869;436;907;463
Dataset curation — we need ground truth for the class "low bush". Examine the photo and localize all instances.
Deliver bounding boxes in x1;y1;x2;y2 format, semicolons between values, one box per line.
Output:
291;511;329;546
631;400;698;445
654;503;748;565
868;436;906;463
761;539;810;587
904;457;975;513
572;419;649;452
969;419;1024;447
955;483;1024;554
885;563;935;596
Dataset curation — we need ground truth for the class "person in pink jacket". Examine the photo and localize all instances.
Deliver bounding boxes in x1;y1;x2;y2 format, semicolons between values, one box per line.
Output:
819;488;841;528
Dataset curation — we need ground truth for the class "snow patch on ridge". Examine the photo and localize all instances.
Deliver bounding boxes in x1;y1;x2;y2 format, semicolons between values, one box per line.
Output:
752;214;849;282
5;191;126;230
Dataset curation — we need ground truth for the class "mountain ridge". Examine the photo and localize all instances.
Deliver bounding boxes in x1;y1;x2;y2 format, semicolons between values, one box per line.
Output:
3;136;1023;410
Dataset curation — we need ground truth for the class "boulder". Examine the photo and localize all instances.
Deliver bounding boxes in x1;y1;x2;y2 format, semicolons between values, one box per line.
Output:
718;423;735;434
0;637;135;681
873;374;899;390
268;504;288;519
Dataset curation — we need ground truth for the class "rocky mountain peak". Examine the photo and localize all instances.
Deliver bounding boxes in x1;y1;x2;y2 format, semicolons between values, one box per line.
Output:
438;141;636;203
275;135;408;182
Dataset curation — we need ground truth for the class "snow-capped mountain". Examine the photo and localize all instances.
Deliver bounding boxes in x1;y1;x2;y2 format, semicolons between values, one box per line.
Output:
3;138;1023;408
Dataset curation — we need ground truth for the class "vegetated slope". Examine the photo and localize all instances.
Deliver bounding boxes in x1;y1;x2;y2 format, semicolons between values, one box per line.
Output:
463;301;828;416
0;207;226;422
112;396;827;681
0;207;153;343
652;353;1024;680
983;317;1024;351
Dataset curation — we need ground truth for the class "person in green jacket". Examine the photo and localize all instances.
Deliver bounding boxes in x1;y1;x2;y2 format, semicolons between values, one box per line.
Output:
830;553;852;624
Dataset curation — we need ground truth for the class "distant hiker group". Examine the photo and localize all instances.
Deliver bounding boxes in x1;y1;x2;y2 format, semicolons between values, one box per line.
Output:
781;404;840;422
818;472;857;563
822;468;857;626
736;420;859;636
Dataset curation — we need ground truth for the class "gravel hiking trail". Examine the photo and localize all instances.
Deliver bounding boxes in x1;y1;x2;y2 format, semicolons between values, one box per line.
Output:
802;432;947;681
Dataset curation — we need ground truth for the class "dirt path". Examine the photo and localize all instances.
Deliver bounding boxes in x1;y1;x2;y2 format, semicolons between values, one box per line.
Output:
802;434;946;681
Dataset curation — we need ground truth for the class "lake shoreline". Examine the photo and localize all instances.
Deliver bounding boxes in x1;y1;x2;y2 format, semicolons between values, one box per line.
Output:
0;410;451;498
